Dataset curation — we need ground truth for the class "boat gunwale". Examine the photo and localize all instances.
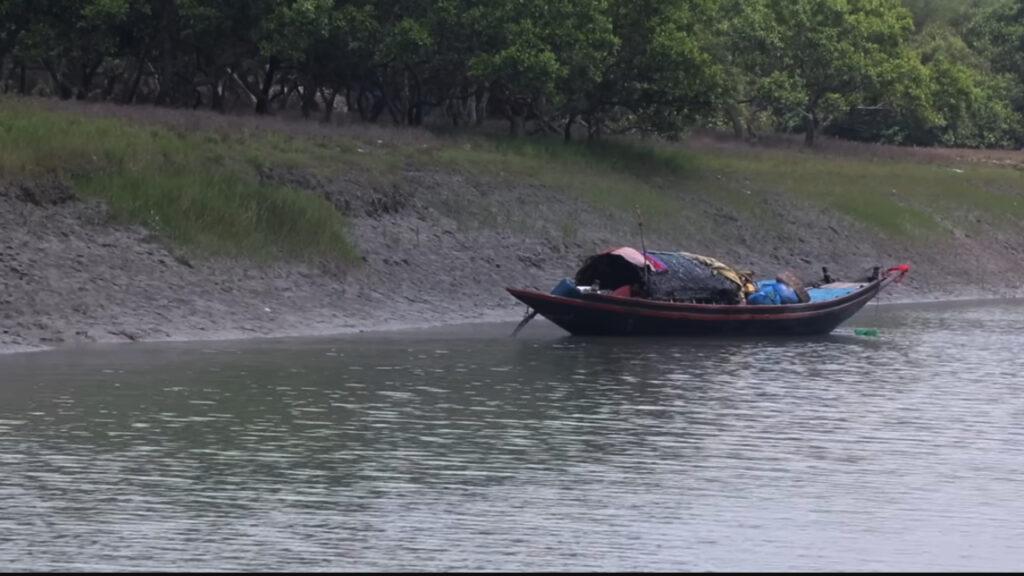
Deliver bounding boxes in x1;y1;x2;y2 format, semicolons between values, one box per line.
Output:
507;276;888;322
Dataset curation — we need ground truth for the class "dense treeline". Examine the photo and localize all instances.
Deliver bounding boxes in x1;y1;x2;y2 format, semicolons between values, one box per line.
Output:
1;0;1023;147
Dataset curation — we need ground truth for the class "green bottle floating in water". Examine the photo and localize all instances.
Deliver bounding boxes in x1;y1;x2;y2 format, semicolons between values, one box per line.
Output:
854;328;879;337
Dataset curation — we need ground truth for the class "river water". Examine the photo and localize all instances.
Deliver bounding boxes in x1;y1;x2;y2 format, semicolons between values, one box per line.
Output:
1;300;1023;571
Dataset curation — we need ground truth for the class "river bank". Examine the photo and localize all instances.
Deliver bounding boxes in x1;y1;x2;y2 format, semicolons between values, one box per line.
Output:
2;99;1023;354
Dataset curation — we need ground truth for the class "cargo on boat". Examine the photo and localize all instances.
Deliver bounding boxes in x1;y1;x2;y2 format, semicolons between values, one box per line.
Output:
507;247;910;336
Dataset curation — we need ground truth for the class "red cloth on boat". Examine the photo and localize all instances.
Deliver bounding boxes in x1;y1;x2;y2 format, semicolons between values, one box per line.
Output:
606;247;666;272
612;285;632;298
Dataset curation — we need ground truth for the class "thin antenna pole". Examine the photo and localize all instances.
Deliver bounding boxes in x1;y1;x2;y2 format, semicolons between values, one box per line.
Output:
634;205;649;289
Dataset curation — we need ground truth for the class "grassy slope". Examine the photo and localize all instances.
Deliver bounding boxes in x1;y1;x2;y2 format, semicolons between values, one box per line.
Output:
698;148;1024;239
0;98;367;260
436;134;1024;253
2;96;1022;261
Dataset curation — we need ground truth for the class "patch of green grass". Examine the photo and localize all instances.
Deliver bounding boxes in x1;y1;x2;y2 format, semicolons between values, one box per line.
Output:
693;148;1024;238
73;170;352;259
434;136;690;232
0;98;356;261
241;128;401;176
431;133;1024;241
482;135;696;179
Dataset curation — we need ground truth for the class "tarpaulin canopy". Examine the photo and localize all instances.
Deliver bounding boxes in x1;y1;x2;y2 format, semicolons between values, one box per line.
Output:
574;247;756;304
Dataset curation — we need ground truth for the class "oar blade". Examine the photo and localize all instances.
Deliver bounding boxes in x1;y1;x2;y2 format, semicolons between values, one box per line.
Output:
511;310;538;337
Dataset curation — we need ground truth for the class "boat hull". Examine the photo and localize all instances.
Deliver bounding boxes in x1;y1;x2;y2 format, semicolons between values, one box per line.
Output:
506;280;884;336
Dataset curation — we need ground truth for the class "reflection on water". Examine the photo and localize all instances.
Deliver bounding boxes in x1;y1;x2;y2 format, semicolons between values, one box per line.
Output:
2;301;1024;571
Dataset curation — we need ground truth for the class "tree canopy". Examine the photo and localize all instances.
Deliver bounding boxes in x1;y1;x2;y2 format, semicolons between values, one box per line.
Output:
0;0;1021;148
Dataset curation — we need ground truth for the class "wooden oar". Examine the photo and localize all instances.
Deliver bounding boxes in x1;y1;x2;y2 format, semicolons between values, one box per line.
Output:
511;309;538;337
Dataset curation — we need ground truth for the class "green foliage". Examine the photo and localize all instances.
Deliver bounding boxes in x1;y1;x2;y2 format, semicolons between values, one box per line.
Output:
260;0;336;62
822;0;1024;148
597;0;725;136
0;98;356;261
1;0;1022;148
902;0;972;28
965;0;1024;121
465;0;620;134
727;0;922;144
916;24;1020;147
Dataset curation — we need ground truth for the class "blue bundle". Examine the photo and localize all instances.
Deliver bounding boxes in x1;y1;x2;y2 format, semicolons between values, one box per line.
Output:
746;280;801;305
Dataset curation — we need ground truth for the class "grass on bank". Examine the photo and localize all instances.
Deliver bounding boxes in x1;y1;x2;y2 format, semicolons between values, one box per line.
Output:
434;131;1024;241
0;97;362;261
3;96;1022;261
434;135;693;230
697;148;1024;237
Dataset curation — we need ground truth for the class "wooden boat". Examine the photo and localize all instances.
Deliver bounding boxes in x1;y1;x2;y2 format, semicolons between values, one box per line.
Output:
507;248;909;336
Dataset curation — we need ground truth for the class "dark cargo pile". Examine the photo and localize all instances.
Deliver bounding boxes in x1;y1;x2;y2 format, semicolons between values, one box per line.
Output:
644;251;747;304
574;248;751;304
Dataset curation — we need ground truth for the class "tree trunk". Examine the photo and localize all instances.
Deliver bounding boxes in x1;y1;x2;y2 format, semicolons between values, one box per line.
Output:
211;71;226;112
404;66;425;126
356;86;369;120
123;58;145;104
474;86;489;126
563;113;577;142
0;59;10;94
300;79;318;119
227;67;257;107
411;101;424;126
19;61;27;94
77;59;103;100
0;46;9;91
466;90;477;125
803;110;817;147
508;102;526;137
43;59;73;100
321;88;337;123
369;91;388;122
510;115;524;137
102;68;121;100
587;114;603;141
386;98;402;124
746;112;759;140
727;101;745;140
255;57;279;115
448;97;464;127
155;0;178;105
380;85;403;124
0;27;23;92
277;81;298;111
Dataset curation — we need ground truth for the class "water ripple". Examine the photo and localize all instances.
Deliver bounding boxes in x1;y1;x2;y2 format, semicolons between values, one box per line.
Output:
1;301;1024;570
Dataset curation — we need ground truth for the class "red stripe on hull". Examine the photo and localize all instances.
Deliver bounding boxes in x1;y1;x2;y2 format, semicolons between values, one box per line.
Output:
506;280;887;336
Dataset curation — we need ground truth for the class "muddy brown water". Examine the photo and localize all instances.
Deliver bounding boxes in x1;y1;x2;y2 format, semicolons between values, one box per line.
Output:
2;300;1023;571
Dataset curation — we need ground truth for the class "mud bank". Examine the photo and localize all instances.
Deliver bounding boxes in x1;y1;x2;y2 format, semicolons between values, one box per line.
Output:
4;99;1024;353
0;176;561;353
3;162;1022;356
